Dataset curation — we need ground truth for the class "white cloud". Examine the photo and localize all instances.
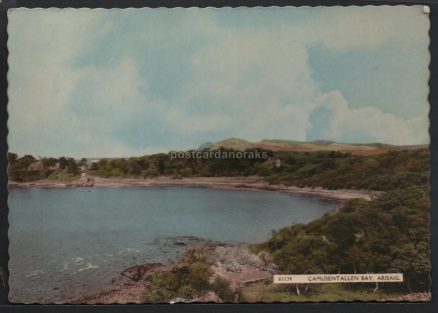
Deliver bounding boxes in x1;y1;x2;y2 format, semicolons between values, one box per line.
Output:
311;91;429;145
6;7;430;157
7;9;111;156
179;31;320;140
297;6;429;53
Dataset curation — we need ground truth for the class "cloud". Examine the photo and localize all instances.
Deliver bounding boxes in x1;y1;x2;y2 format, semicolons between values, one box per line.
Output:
307;6;429;53
178;30;319;141
307;91;429;145
7;9;112;156
7;7;430;157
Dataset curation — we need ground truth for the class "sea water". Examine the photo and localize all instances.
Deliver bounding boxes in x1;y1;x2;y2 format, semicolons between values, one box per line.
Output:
8;186;336;303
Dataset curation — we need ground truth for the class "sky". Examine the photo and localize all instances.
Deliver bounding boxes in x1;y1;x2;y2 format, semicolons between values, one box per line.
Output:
8;6;430;158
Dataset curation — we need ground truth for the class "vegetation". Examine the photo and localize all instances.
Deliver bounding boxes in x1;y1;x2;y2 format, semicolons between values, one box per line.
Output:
8;148;428;193
253;186;430;294
201;137;425;153
266;149;428;190
8;147;430;299
241;283;406;302
144;254;233;303
8;153;80;182
90;148;427;192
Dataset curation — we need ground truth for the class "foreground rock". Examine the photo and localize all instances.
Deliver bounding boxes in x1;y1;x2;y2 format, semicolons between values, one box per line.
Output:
121;263;163;282
73;243;430;304
73;278;149;304
210;245;279;291
74;263;170;304
74;244;278;304
192;291;223;303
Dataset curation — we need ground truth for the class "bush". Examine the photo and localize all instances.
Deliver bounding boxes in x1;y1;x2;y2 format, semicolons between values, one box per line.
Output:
259;186;431;293
144;260;233;303
211;277;234;302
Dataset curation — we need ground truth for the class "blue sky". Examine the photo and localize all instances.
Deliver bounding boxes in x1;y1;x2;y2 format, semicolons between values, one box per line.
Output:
8;7;430;157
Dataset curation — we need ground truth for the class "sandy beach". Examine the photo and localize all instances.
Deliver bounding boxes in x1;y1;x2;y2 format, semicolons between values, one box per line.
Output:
8;175;379;201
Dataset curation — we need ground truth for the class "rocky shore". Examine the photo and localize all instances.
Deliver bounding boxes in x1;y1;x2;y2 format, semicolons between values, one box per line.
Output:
8;175;379;201
73;244;279;304
11;175;386;304
72;242;431;304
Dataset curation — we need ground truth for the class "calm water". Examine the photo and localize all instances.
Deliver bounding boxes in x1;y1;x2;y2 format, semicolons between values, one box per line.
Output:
8;186;336;303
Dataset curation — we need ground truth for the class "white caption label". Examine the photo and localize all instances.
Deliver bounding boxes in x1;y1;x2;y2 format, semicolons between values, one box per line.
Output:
273;273;403;284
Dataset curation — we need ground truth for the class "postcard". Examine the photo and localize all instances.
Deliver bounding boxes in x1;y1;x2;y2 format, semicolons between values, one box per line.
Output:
7;6;430;303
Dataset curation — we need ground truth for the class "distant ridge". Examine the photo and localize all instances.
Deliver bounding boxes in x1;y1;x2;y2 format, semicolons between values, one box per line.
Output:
209;138;255;150
199;138;427;156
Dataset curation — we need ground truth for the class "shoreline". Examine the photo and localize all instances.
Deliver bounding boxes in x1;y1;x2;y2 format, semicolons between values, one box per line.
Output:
10;176;427;304
10;176;382;303
73;243;431;304
73;243;281;304
8;176;380;201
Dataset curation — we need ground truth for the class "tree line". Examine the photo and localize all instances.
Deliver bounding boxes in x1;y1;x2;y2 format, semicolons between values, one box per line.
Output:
254;185;430;293
8;148;428;192
8;153;87;182
7;148;431;296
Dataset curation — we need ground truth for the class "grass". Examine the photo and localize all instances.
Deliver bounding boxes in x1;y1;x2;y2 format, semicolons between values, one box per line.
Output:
46;170;80;182
240;283;405;302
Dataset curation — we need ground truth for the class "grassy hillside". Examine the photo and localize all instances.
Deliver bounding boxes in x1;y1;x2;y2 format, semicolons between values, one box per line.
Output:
265;148;428;190
209;138;255;150
248;147;431;297
8;145;431;299
209;138;427;155
253;186;430;294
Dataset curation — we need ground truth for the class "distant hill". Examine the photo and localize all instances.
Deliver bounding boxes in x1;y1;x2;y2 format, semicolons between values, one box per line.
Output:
208;138;255;151
202;138;427;156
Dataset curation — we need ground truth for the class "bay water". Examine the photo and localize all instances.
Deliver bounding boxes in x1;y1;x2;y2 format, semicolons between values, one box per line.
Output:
8;186;336;303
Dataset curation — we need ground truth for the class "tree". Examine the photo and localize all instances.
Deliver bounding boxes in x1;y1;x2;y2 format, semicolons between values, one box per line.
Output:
66;158;79;174
78;158;87;167
259;184;430;293
41;157;58;168
8;152;18;165
58;157;67;170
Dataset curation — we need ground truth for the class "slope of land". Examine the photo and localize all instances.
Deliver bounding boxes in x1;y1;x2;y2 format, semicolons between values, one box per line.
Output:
76;239;430;304
9;147;429;193
207;138;426;155
73;184;430;304
7;142;430;303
